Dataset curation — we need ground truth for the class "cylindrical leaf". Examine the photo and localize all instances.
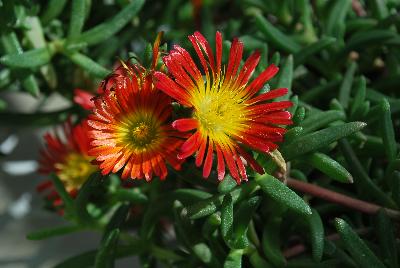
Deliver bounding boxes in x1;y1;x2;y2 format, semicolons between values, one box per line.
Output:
113;188;148;203
224;249;243;268
308;209;324;262
95;229;120;268
304;152;353;183
275;55;293;100
72;0;145;47
380;99;397;162
65;52;109;78
221;193;233;244
300;110;346;134
339;139;396;207
282;122;367;160
253;13;301;53
294;37;336;65
27;225;82;240
338;61;357;109
0;47;53;68
262;217;286;267
68;0;87;38
334;218;386;268
41;0;68;25
374;210;398;268
256;174;312;216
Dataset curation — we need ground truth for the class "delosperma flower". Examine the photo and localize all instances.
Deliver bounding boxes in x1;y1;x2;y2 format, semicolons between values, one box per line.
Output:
155;31;292;183
38;119;96;203
88;34;186;180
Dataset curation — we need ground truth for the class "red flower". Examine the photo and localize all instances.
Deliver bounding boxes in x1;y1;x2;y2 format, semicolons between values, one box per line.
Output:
38;119;96;210
155;31;292;183
88;33;186;180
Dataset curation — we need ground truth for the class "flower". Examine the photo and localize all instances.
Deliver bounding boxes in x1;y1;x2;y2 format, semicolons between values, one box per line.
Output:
38;119;96;191
88;33;185;180
38;119;96;211
154;31;292;183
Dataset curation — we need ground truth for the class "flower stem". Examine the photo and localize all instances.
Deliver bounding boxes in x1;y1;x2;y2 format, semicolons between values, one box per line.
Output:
286;178;400;219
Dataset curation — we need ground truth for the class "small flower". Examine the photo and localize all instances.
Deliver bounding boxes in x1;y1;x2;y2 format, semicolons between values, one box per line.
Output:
39;120;96;190
38;119;96;208
155;31;292;183
88;34;185;180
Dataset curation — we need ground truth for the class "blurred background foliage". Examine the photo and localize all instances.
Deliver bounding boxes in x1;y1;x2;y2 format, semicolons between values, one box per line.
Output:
1;0;400;267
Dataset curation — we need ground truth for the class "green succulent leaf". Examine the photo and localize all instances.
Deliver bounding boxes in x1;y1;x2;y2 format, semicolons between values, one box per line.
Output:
253;13;301;53
71;0;145;47
281;121;367;160
335;218;386;268
27;225;83;241
224;249;243;268
304;152;353;183
307;209;324;262
94;229;120;268
256;174;312;216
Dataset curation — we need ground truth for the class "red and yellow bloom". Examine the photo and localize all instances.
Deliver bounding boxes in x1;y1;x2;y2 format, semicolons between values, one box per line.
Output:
38;119;96;208
155;31;292;183
88;35;185;180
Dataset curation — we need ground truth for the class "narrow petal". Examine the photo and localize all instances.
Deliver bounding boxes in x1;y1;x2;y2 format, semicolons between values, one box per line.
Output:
202;139;214;178
172;118;199;132
246;64;279;97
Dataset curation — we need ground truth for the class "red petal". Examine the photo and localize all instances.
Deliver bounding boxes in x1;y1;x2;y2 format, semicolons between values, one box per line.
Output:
246;88;288;105
246;64;279;97
215;32;222;73
172;118;199;132
74;89;95;110
216;145;225;181
224;38;243;84
234;50;261;89
203;139;214;178
193;31;215;73
236;146;264;175
195;137;207;167
220;143;240;183
178;132;201;159
248;101;293;114
251;111;293;125
154;72;192;106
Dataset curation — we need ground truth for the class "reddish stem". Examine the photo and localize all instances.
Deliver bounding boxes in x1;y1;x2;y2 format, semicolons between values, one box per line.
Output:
286;178;400;219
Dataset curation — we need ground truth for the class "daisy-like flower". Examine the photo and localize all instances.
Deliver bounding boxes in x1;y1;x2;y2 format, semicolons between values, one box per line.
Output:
88;33;185;180
38;119;97;208
155;31;292;183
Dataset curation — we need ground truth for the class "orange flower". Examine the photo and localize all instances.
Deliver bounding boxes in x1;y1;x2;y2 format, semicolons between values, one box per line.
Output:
88;34;185;180
155;31;292;183
38;119;96;209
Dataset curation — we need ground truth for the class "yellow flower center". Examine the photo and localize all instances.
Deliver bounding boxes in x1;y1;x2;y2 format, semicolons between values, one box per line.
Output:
131;121;157;147
55;153;96;191
193;89;247;142
118;111;162;152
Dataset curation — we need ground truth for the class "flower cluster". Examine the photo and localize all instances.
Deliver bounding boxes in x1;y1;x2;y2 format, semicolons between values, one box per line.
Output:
38;31;292;197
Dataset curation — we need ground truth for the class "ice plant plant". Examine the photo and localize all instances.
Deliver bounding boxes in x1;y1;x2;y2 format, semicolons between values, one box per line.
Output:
155;31;292;183
88;33;185;180
37;120;96;208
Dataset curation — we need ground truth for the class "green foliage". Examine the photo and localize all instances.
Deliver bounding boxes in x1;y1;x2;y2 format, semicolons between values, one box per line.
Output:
1;0;400;267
